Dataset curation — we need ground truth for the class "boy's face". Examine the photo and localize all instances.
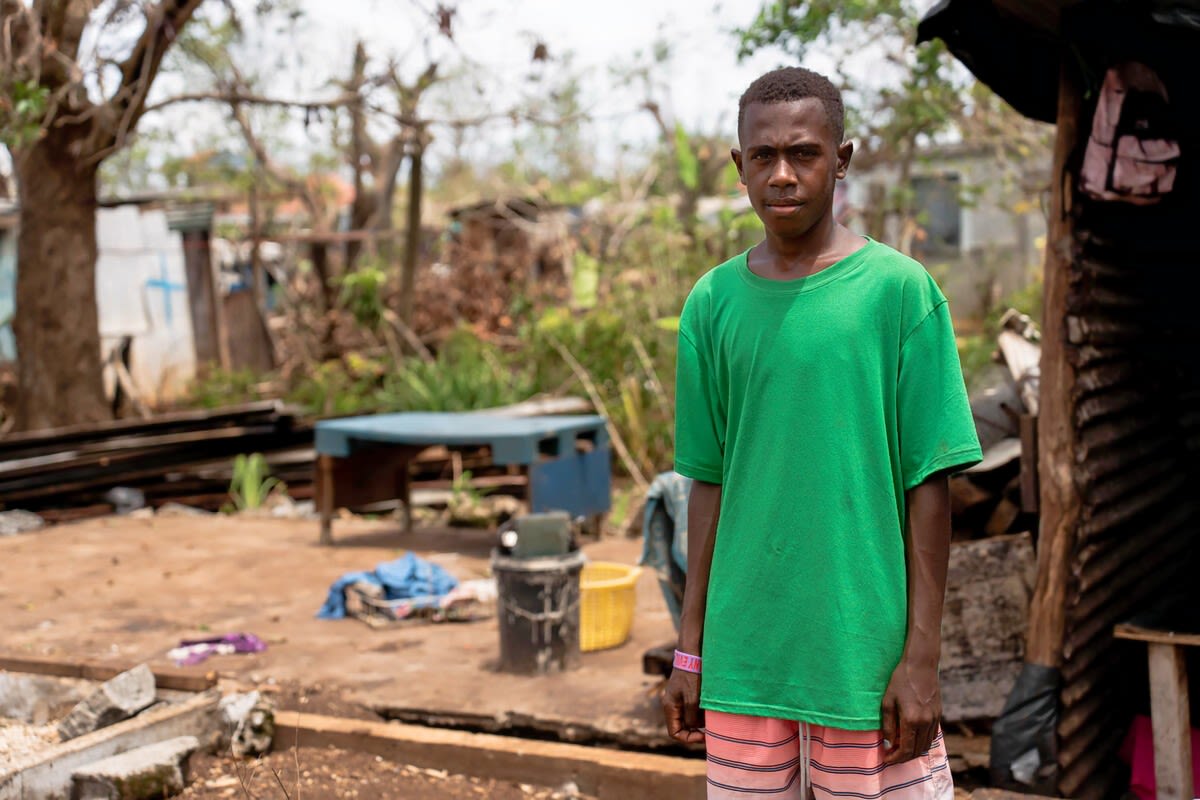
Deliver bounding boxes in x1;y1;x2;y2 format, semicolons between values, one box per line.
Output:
732;99;852;241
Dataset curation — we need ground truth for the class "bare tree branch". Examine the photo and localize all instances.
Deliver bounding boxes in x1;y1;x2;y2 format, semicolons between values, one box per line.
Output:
141;87;358;116
89;0;205;157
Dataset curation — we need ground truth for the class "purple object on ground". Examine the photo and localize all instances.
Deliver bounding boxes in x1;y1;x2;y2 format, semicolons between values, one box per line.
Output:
170;633;267;666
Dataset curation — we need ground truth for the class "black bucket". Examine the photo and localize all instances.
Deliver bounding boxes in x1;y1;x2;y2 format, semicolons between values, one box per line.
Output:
492;549;585;674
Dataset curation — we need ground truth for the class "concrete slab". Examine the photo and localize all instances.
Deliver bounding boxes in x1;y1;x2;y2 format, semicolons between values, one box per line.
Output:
0;691;219;800
0;516;677;750
72;735;199;800
59;665;156;741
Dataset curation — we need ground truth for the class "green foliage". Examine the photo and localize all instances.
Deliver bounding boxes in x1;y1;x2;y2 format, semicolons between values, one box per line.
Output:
337;263;388;329
188;368;264;409
739;0;912;57
376;331;535;412
226;453;283;512
571;250;600;309
0;80;49;148
674;124;701;192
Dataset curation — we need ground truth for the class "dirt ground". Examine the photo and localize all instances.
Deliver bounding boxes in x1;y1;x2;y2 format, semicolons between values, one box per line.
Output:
179;745;591;800
0;513;676;747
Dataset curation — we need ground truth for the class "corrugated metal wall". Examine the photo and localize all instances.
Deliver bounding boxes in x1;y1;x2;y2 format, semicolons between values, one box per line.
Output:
1055;204;1200;798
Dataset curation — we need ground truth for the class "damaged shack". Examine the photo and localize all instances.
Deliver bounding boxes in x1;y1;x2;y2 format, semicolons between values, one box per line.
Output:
921;1;1200;797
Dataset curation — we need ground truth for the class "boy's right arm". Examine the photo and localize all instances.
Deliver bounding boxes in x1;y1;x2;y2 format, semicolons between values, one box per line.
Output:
662;478;722;744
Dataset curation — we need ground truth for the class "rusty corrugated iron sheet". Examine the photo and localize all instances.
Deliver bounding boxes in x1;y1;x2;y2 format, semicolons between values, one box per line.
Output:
1055;222;1200;799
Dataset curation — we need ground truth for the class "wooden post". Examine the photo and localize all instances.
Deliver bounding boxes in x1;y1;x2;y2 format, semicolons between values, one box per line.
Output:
1019;414;1039;514
400;140;423;326
1148;643;1194;800
1026;58;1084;669
395;457;413;533
318;454;335;545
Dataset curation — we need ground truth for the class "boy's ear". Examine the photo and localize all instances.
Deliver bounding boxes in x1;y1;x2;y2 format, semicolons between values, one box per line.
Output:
836;140;854;180
731;148;745;184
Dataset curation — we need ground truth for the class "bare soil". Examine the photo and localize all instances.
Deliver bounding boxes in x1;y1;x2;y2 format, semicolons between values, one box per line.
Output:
179;744;592;800
0;514;675;747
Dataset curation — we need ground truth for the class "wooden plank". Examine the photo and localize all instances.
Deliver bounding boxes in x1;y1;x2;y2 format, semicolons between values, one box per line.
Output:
0;401;288;450
1147;642;1194;800
0;430;312;503
1114;624;1200;648
0;425;278;479
1028;56;1085;670
274;712;705;800
0;655;217;692
1019;414;1039;513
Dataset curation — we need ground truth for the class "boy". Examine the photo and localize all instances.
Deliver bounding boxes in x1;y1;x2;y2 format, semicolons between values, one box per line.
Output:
662;67;981;799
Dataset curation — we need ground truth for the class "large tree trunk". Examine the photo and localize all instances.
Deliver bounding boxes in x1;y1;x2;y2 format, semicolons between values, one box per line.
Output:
13;132;110;431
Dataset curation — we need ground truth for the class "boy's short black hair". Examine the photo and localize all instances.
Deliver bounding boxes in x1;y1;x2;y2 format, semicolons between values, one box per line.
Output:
738;67;845;144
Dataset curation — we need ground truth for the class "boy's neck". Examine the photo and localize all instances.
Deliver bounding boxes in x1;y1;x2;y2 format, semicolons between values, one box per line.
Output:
752;211;862;279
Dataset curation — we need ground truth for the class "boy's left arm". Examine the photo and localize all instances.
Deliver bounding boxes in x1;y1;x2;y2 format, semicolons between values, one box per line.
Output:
882;472;952;766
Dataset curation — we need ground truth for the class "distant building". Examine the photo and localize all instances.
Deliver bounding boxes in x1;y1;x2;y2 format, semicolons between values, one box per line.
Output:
846;143;1050;319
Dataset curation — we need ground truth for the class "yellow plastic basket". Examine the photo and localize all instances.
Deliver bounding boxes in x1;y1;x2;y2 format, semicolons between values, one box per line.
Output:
580;561;641;652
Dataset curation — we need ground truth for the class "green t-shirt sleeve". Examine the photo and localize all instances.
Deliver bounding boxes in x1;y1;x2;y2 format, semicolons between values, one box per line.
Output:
898;301;982;489
674;327;724;484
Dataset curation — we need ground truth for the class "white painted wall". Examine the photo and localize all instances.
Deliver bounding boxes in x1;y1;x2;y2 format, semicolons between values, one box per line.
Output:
96;206;196;404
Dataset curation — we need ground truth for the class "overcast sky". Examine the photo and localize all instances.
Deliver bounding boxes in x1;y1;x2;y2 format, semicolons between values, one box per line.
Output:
127;0;802;181
2;2;939;187
304;0;790;136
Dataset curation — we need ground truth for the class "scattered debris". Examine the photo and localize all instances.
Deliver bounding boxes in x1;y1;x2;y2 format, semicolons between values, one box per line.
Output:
154;503;214;518
70;735;199;800
168;633;267;667
347;578;499;628
230;698;275;758
102;487;146;515
0;509;43;536
0;673;92;725
58;665;156;741
0;720;59;774
317;552;459;621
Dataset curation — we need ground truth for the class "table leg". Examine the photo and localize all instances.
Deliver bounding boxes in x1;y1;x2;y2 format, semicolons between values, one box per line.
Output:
396;457;413;533
318;455;335;546
1148;642;1193;800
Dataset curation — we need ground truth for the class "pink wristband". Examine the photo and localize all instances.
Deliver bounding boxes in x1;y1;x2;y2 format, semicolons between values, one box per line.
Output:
674;650;702;674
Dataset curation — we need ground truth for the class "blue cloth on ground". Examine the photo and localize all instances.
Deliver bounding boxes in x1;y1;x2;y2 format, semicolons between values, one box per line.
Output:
637;471;692;630
317;551;459;620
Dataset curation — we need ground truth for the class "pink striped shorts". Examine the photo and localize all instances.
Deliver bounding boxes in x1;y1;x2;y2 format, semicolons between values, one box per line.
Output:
704;710;954;799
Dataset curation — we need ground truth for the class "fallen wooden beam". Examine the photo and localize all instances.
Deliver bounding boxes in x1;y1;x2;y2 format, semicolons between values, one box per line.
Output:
274;712;705;800
0;655;217;693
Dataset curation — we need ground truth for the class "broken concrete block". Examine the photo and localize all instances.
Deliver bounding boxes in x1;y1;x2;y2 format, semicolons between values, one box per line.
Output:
0;673;93;724
58;665;156;741
231;700;274;757
0;509;44;536
70;735;198;799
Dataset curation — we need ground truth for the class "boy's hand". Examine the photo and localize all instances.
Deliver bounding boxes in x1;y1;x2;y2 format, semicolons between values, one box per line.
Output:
881;657;941;765
662;669;705;744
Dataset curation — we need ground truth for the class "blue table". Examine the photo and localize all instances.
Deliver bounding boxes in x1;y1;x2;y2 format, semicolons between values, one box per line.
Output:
313;413;612;544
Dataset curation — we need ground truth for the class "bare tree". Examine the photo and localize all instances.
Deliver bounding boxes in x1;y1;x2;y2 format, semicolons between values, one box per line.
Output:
0;0;206;430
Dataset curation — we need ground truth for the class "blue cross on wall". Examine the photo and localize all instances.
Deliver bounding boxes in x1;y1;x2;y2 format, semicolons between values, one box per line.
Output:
145;252;186;326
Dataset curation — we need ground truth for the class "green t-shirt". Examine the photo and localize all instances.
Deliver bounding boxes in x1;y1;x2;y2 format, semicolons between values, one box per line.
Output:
674;238;981;729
